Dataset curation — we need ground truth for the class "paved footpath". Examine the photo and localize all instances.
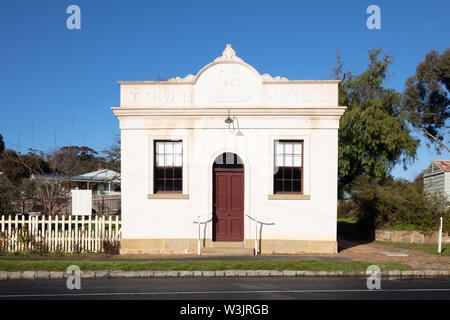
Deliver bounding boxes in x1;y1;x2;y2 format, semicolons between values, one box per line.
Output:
0;255;351;262
0;277;449;300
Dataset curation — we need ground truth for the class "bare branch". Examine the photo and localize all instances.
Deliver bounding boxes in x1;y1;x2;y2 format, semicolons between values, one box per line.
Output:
422;128;450;153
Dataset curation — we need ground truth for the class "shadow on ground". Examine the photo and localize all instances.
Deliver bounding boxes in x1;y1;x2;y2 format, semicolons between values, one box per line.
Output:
337;221;374;252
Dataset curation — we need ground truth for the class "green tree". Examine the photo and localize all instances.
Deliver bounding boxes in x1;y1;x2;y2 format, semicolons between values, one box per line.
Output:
337;49;419;195
402;48;450;153
352;175;449;233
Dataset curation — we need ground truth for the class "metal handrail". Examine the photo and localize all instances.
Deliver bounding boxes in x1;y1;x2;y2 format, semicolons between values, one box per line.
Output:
246;214;275;255
246;214;275;225
193;213;213;255
193;213;275;256
193;213;213;223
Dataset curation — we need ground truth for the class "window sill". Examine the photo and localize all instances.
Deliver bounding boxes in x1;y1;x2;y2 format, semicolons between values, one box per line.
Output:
267;194;310;200
147;194;189;199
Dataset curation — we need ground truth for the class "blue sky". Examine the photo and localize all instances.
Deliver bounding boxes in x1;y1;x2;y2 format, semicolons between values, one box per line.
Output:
0;0;448;180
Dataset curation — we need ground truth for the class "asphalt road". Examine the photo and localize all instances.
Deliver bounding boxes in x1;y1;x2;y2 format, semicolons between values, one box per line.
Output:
0;277;449;300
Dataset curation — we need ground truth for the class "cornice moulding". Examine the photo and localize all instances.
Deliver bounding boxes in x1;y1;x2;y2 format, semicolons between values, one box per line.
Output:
117;79;341;85
111;106;347;117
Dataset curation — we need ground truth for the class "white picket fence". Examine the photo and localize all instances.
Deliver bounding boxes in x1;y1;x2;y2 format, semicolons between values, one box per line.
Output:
0;215;121;253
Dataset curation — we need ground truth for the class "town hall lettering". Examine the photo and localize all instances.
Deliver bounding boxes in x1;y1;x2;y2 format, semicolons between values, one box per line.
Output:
125;85;329;106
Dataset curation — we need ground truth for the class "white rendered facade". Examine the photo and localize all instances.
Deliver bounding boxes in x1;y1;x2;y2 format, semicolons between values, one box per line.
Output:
112;45;346;254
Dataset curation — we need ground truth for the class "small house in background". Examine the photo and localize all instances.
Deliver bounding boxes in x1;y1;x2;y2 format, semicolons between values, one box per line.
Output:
26;169;121;216
424;160;450;200
71;169;121;195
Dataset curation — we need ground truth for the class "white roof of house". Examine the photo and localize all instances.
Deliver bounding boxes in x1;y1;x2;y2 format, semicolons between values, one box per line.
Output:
71;169;120;183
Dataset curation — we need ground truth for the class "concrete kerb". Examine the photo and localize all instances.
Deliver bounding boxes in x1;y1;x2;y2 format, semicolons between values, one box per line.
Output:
0;269;448;280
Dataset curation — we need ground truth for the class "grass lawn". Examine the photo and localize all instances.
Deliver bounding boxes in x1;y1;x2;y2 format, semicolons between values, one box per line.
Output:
375;241;450;256
337;217;357;224
0;259;409;272
388;223;439;232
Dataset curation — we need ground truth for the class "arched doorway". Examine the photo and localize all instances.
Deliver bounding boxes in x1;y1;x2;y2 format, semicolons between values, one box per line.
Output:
212;153;244;242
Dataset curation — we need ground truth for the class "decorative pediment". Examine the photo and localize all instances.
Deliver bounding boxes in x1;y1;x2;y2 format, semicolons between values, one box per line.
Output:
214;44;244;63
117;44;340;108
167;45;289;83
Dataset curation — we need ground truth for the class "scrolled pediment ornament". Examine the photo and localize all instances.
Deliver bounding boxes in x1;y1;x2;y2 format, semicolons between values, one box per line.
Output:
168;74;195;82
214;44;244;63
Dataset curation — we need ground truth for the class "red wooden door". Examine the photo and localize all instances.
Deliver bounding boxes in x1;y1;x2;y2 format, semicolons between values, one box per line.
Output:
213;169;244;241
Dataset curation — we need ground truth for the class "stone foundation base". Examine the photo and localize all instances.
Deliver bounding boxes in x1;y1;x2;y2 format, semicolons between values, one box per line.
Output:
120;239;337;255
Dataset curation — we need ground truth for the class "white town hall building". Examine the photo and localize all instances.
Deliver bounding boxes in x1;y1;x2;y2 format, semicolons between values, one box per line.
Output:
112;45;346;254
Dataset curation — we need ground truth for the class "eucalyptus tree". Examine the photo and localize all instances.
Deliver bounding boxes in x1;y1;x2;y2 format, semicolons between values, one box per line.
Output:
336;49;419;194
402;48;449;153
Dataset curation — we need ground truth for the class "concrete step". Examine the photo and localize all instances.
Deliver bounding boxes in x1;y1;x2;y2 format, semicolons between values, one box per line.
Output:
212;242;245;248
201;247;254;255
